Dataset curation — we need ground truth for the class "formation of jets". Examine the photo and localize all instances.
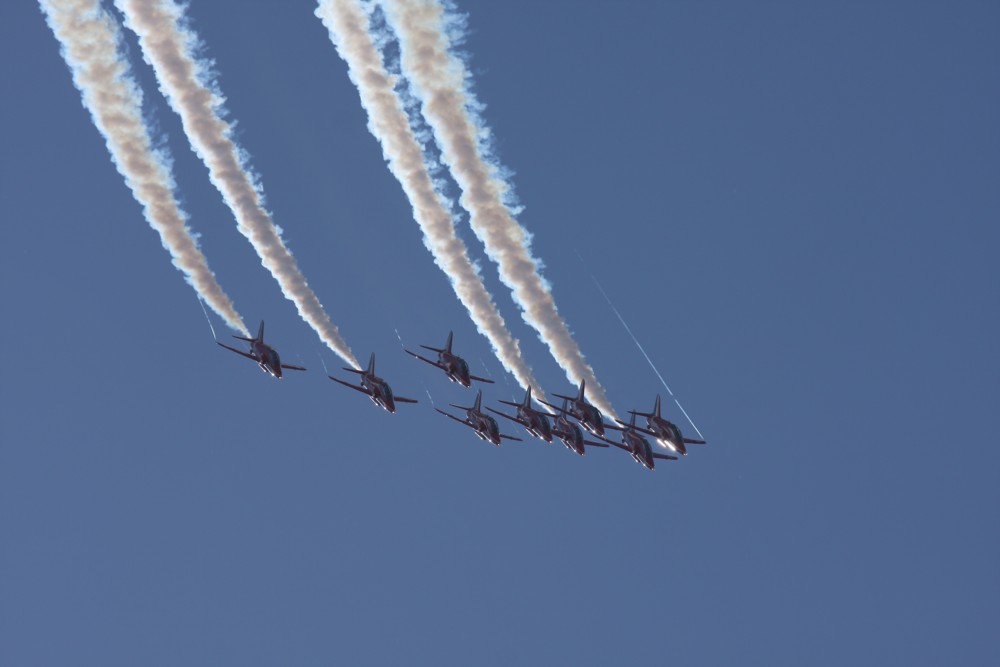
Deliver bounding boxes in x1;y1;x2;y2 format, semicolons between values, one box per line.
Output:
218;321;706;471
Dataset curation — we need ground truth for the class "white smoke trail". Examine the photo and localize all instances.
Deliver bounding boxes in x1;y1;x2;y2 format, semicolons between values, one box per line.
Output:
115;0;360;369
39;0;248;336
314;0;542;394
378;0;616;419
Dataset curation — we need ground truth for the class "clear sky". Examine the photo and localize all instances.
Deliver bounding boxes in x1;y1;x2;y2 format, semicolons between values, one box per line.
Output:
2;1;998;664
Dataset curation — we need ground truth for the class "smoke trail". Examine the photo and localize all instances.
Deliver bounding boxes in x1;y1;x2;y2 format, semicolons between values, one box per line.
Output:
379;0;616;418
115;0;360;369
314;0;542;394
39;0;248;336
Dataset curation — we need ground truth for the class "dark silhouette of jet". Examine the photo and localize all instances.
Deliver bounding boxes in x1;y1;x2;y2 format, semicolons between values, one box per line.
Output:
405;331;494;388
329;353;418;414
436;390;522;446
216;320;306;379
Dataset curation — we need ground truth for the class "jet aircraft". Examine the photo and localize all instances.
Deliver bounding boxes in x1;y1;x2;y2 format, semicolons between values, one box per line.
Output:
216;320;306;379
405;331;494;388
551;399;611;456
541;380;616;437
625;394;706;455
487;386;556;443
328;352;418;414
604;412;679;471
436;390;522;446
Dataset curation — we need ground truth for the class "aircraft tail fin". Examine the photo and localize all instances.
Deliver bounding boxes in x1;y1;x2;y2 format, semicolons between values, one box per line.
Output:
523;386;533;408
473;389;482;412
257;320;264;342
445;331;454;354
577;379;586;402
367;352;375;375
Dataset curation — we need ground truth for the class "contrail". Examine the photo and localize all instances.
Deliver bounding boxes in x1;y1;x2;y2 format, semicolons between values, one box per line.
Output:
116;0;360;369
580;251;706;440
379;0;616;418
314;0;542;394
197;297;218;340
39;0;248;336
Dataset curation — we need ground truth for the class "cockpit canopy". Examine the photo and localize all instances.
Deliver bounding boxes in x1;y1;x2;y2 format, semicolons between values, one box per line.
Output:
379;381;393;401
457;357;469;377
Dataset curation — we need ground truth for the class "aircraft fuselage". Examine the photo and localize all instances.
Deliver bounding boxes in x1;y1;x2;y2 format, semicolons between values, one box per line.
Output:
644;416;687;455
438;352;473;387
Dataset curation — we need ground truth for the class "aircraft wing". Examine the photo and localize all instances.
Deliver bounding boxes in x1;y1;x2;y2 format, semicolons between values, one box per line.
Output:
603;422;624;432
604;439;630;452
405;349;445;370
216;341;256;362
468;374;496;384
394;396;419;404
435;408;472;428
500;433;523;441
583;439;610;448
328;375;371;396
653;452;679;461
615;420;657;438
486;407;527;427
538;399;570;415
684;438;707;445
281;363;307;371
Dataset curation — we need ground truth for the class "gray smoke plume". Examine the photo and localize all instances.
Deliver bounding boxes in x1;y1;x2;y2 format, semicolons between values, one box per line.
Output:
40;0;248;336
116;0;359;368
380;0;616;417
315;0;542;394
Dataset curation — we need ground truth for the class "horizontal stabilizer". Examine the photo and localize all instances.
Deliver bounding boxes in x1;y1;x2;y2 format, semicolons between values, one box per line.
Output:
684;438;707;445
653;452;679;461
341;367;364;375
281;364;307;371
584;440;610;448
469;374;495;384
394;396;419;404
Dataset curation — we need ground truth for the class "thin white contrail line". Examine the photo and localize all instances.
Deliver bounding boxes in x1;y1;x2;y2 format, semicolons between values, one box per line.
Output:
577;250;706;440
197;297;218;340
39;0;248;336
379;0;616;419
116;0;360;369
314;0;542;394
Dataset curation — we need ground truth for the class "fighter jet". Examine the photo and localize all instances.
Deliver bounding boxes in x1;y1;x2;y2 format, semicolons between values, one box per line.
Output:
405;331;494;388
216;320;306;379
487;386;556;443
328;352;418;414
551;399;611;456
604;412;679;471
624;395;706;456
540;380;616;437
436;390;522;446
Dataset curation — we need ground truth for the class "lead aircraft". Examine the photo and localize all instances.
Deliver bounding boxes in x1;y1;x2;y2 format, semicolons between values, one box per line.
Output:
328;353;418;414
436;390;522;446
216;320;306;379
604;412;679;471
405;331;494;388
625;395;706;456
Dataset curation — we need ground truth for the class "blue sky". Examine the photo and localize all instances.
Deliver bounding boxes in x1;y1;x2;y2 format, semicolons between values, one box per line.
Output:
2;1;998;664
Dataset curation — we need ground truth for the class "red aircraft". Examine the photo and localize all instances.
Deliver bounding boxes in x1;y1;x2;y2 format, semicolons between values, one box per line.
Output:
328;352;418;414
623;395;706;456
216;320;306;379
405;331;494;388
436;390;522;446
603;412;679;471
